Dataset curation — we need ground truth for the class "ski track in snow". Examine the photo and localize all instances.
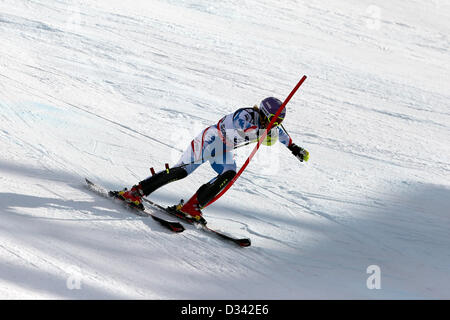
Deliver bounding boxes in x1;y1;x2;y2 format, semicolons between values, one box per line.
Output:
0;0;449;299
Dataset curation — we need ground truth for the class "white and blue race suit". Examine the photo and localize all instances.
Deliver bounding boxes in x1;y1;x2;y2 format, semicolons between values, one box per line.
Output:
176;107;293;176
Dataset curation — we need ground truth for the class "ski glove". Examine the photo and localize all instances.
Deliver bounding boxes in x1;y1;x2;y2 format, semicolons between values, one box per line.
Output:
288;143;309;162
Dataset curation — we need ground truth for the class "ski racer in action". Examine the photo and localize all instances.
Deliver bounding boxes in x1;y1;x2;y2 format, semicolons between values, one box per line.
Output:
115;97;309;224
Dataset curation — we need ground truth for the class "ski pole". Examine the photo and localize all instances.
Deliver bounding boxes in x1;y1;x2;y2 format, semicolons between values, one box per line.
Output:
280;123;290;136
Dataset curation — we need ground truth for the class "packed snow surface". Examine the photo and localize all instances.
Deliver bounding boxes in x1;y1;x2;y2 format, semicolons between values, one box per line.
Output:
0;0;449;299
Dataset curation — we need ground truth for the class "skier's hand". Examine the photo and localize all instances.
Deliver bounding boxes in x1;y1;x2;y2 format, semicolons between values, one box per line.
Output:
288;144;309;162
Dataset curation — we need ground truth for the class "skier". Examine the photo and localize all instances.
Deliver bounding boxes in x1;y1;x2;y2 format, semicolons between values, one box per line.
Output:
115;97;309;224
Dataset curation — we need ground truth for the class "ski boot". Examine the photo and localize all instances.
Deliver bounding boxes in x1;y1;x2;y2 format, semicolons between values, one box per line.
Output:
168;170;237;225
172;194;207;225
112;185;145;210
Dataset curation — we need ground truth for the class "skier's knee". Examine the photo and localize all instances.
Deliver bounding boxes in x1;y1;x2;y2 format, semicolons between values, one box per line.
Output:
211;170;236;189
222;170;236;179
197;170;236;207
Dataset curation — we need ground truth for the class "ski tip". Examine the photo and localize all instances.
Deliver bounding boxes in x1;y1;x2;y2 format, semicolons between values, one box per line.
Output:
171;224;185;233
166;221;185;233
237;239;251;247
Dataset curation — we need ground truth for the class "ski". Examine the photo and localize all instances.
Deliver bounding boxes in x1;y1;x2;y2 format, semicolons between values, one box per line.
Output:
142;198;251;247
85;178;185;233
85;178;249;246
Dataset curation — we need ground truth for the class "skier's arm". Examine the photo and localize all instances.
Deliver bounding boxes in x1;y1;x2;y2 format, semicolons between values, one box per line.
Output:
278;126;293;147
278;127;309;162
233;110;259;140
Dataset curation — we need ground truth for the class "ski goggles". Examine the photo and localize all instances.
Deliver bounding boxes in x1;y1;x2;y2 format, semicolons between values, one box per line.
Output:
260;108;284;128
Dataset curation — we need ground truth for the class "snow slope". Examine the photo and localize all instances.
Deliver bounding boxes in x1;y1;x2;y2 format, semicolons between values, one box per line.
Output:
0;0;449;299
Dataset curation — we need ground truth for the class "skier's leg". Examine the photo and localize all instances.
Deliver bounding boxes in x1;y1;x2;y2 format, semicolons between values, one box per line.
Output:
117;164;190;206
178;145;236;223
117;128;208;204
196;168;236;207
196;151;237;207
138;167;188;196
138;132;206;196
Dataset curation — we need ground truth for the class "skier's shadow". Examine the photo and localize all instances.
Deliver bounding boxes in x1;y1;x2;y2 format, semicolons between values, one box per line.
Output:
0;192;137;299
0;190;177;234
0;192;110;218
